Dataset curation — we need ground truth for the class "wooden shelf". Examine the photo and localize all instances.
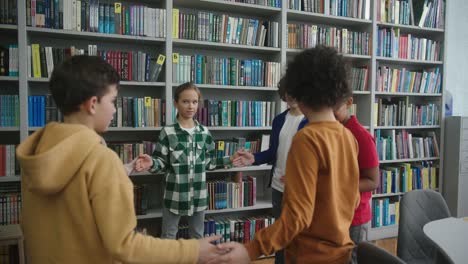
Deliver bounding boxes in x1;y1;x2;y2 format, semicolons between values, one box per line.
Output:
0;76;19;81
27;27;166;44
174;0;281;16
377;22;444;36
379;157;439;164
107;127;162;132
375;92;442;97
173;38;280;53
137;199;272;220
0;24;18;30
130;165;272;177
287;49;371;60
287;9;371;27
208;126;272;131
372;192;404;198
377;57;443;65
172;83;278;91
0;176;21;182
375;125;441;129
0;127;20;132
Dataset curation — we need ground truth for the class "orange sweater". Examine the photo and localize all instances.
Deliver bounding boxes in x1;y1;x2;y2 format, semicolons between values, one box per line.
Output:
245;121;360;263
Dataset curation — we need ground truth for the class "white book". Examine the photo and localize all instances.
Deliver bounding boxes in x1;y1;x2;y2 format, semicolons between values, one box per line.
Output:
27;45;32;78
76;0;81;31
418;1;432;27
71;0;76;30
45;47;54;77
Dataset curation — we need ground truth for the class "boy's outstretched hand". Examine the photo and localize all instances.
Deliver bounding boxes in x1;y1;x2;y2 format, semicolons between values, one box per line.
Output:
207;242;250;264
232;149;255;167
197;235;225;264
134;154;153;172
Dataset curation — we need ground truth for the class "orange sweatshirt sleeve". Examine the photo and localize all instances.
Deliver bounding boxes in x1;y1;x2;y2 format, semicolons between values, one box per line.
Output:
89;148;199;263
245;132;319;260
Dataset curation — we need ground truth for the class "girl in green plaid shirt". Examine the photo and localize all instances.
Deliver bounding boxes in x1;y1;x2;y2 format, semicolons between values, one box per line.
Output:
135;82;236;239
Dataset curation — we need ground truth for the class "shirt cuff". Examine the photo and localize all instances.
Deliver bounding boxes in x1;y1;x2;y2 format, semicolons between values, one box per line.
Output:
150;158;159;172
245;240;262;261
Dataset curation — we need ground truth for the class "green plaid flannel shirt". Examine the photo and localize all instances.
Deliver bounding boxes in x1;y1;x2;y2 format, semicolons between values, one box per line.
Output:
151;120;232;216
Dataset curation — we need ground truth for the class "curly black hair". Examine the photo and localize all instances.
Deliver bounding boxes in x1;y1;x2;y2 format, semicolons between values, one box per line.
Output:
285;45;352;110
49;55;120;115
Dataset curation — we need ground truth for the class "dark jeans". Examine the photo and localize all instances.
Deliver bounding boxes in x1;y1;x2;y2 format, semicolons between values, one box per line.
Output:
272;189;285;264
349;223;368;264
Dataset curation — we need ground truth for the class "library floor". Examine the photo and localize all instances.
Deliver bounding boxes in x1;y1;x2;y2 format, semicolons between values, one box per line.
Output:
251;238;397;263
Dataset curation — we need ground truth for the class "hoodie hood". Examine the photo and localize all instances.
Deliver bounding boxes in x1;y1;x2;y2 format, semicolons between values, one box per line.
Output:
16;122;102;195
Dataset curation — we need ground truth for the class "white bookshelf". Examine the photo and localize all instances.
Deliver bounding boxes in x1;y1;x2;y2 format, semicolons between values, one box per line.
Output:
137;199;273;220
1;0;446;241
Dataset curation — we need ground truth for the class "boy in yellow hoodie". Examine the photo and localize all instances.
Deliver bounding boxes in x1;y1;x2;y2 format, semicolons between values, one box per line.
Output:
16;55;222;264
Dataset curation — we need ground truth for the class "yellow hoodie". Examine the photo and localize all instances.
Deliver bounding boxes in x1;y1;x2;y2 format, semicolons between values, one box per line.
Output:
16;123;199;263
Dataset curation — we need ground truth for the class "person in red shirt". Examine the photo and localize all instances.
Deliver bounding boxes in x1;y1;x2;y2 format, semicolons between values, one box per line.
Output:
334;96;380;264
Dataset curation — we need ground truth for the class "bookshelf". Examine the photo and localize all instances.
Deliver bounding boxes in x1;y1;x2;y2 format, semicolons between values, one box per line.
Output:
1;0;446;242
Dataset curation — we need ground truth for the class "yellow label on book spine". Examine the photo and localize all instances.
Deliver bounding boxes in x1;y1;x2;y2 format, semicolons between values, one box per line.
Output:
144;97;151;107
114;3;122;14
157;54;166;65
172;53;179;63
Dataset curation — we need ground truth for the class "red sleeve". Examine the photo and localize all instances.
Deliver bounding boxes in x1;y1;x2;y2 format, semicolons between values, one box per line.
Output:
357;132;379;169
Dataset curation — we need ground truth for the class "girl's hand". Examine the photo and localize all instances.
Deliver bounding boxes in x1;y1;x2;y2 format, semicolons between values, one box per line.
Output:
134;154;153;172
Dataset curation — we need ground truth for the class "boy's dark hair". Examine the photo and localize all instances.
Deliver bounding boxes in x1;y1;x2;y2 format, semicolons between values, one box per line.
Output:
174;82;201;102
285;46;352;110
49;55;120;115
277;75;287;101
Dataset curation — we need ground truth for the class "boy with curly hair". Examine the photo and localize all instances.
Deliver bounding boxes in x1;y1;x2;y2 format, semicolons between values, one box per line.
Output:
215;46;361;264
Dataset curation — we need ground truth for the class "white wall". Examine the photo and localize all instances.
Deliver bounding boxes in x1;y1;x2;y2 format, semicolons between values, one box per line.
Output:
445;0;468;115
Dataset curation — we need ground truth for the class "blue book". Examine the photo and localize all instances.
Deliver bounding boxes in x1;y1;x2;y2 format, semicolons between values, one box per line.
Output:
110;6;115;33
104;4;110;33
99;4;105;33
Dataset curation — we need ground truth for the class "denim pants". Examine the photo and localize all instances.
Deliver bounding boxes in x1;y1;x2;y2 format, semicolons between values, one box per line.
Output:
161;206;205;239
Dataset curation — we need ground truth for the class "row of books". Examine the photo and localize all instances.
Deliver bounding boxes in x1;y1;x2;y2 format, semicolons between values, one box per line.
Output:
0;0;16;25
377;0;413;25
374;129;440;160
107;141;156;164
372;198;399;228
173;54;281;88
207;176;256;210
412;0;445;28
375;161;438;194
351;66;369;91
377;0;445;29
0;184;21;225
184;100;277;128
107;138;265;167
173;10;279;48
214;137;266;158
133;184;149;215
112;97;166;128
0;244;20;264
0;45;18;77
28;44;166;82
178;215;275;243
28;95;63;126
376;67;442;94
377;28;442;61
224;0;282;7
288;0;371;20
0;145;16;177
0;95;19;127
287;24;370;55
375;99;440;126
28;95;47;127
28;1;166;38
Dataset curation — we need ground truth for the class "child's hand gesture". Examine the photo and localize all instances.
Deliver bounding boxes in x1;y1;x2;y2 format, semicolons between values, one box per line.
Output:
232;149;255;167
134;154;153;172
